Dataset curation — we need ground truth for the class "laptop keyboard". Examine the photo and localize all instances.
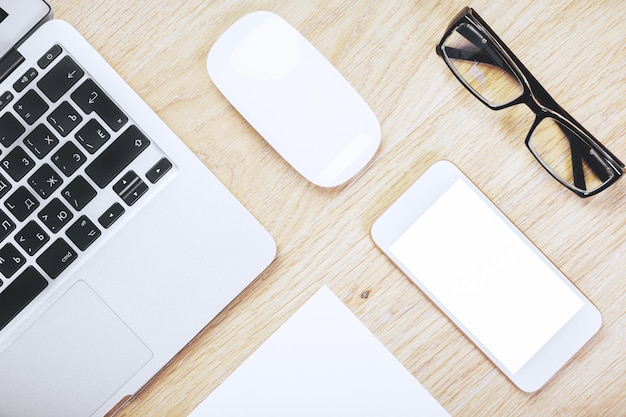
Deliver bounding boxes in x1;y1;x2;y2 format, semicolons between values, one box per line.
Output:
0;44;173;331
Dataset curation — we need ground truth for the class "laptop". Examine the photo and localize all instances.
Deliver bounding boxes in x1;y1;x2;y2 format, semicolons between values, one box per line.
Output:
0;1;276;416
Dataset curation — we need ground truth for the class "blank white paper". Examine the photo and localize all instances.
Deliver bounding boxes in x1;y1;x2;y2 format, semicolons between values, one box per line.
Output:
188;286;450;417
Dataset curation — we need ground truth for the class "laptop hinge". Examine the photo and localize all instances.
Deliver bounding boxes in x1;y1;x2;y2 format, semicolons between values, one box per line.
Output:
0;48;25;84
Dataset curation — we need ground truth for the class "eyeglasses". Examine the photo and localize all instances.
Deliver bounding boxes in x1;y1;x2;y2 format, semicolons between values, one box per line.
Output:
436;7;624;197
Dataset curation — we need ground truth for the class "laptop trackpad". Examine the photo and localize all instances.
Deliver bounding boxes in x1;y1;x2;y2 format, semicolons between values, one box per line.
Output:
0;281;152;417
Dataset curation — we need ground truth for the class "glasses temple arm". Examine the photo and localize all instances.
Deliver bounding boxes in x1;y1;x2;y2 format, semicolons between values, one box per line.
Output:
441;46;508;70
568;134;587;190
562;126;613;190
442;23;510;72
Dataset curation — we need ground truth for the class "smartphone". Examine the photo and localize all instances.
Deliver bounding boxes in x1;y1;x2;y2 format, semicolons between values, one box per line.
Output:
370;160;601;392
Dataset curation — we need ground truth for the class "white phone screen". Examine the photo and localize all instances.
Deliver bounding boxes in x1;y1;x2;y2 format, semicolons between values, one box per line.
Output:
389;179;584;374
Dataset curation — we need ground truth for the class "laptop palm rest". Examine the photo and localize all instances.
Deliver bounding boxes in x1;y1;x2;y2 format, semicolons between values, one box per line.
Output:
0;280;152;417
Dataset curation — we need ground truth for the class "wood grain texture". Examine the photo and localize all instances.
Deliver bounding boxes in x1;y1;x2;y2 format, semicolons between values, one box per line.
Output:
50;1;625;416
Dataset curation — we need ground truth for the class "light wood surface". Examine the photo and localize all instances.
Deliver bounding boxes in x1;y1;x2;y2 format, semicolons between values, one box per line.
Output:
51;1;625;416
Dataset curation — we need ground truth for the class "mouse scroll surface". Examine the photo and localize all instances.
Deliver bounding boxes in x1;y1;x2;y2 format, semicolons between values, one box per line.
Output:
207;11;381;187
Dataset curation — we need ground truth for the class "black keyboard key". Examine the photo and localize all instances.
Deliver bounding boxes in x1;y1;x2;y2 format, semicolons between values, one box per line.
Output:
98;202;124;229
1;146;34;181
0;209;15;242
61;176;96;211
0;112;25;147
13;67;38;93
0;174;12;200
75;119;110;154
122;182;148;206
23;124;59;159
47;101;82;137
0;243;25;278
114;171;148;206
15;221;49;256
37;44;63;69
66;216;100;251
0;49;24;86
5;186;39;222
85;125;150;188
51;142;86;176
14;90;48;125
36;238;77;279
0;266;48;331
71;79;128;132
146;158;172;184
0;91;14;111
28;163;63;199
38;198;73;233
112;170;137;194
37;56;84;102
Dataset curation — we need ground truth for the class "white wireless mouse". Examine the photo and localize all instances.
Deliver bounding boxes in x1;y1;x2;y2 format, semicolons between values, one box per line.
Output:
207;11;381;187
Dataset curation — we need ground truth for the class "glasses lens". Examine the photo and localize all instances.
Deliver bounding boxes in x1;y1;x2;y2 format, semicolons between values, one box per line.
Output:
442;23;523;106
528;117;615;193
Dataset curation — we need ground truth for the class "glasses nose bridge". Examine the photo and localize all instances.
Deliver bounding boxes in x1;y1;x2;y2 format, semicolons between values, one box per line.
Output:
520;90;546;119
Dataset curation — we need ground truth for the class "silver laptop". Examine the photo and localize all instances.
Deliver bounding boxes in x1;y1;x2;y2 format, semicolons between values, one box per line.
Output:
0;1;276;416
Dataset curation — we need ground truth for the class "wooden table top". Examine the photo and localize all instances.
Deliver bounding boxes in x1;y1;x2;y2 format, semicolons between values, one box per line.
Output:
51;0;625;415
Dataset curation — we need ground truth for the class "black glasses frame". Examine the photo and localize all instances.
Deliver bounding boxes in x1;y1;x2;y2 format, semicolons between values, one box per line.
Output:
436;7;624;197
